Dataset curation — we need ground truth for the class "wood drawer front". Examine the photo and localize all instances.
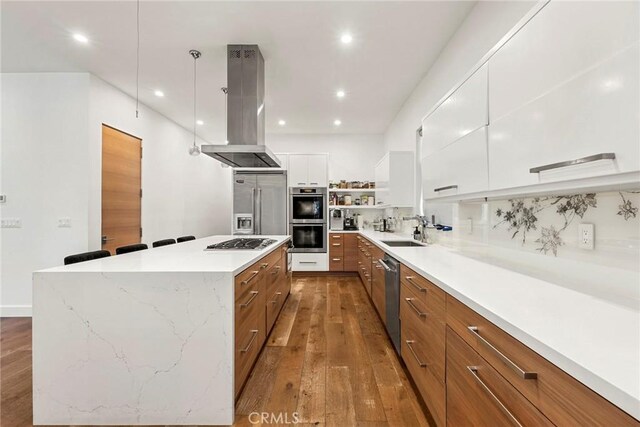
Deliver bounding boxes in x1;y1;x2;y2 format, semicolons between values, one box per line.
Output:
329;256;344;271
343;234;358;271
371;269;386;323
401;330;446;427
447;296;639;426
400;284;445;382
329;233;343;241
446;327;554;427
235;324;260;398
266;287;286;334
235;262;263;300
329;240;344;256
400;264;445;320
369;243;384;262
261;246;282;272
266;255;285;297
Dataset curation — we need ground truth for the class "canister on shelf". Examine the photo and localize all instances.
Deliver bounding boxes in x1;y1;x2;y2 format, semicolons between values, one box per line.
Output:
361;195;369;205
368;196;375;206
355;198;361;205
344;195;352;206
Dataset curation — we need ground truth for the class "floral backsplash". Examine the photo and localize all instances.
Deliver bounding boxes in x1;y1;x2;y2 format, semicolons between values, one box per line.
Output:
453;190;640;270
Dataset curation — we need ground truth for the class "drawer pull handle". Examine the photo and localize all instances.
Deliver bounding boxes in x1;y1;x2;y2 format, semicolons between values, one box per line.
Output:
405;340;427;367
241;271;260;286
467;366;523;427
240;330;259;353
332;235;341;239
271;266;281;275
271;291;282;304
332;258;341;261
260;263;269;269
468;326;537;380
434;185;458;192
529;152;615;174
332;243;341;246
405;276;427;293
240;291;259;308
405;298;427;317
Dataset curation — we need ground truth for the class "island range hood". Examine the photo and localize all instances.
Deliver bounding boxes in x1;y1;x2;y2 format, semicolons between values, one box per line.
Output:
202;45;281;168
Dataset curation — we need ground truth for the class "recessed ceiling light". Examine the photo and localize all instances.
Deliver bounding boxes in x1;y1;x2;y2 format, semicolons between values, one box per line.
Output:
196;120;204;126
340;33;353;44
278;119;286;126
334;119;342;126
336;90;345;98
73;33;89;44
154;90;164;97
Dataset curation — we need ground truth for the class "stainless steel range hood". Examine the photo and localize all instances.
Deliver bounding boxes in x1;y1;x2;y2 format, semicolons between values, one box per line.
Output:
202;45;281;168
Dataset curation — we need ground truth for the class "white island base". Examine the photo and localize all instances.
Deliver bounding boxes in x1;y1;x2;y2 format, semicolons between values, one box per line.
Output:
32;235;290;425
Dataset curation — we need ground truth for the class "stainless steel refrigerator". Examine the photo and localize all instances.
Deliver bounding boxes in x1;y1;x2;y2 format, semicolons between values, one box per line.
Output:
233;170;287;235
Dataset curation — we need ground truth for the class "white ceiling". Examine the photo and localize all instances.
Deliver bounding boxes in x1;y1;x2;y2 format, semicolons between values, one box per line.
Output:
2;1;474;143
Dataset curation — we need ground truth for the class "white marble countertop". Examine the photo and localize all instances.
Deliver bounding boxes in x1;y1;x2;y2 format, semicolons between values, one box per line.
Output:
357;229;640;420
38;235;290;275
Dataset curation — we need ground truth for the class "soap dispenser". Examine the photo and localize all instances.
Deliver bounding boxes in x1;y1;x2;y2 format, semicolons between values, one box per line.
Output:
413;226;421;241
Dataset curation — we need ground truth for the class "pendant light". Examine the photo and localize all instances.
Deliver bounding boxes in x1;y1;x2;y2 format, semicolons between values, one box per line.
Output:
189;49;202;156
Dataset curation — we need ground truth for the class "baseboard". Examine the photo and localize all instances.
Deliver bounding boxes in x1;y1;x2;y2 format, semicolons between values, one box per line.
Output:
0;305;32;317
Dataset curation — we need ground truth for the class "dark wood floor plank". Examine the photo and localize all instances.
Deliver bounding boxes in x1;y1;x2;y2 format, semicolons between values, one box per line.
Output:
235;346;283;415
326;366;356;427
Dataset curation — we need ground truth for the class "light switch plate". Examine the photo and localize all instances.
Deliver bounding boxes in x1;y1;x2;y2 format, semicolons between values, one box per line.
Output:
1;218;22;228
578;223;594;250
58;218;71;228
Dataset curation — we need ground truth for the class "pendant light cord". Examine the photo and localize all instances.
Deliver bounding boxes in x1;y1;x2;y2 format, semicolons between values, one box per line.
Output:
193;54;197;146
135;0;140;118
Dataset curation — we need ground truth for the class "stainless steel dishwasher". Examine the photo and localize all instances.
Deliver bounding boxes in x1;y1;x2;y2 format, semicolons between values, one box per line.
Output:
379;254;401;355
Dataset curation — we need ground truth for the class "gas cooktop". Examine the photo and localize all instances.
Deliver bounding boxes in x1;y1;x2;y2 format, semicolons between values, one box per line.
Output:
206;238;277;250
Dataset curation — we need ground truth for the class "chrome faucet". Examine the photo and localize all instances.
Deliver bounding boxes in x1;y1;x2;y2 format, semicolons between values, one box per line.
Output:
403;215;430;243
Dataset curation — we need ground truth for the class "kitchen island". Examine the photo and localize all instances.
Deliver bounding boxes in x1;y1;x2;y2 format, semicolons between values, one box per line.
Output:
32;235;290;426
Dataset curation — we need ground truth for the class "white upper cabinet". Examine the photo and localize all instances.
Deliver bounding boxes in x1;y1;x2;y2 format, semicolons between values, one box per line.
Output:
274;153;289;170
423;127;488;200
488;2;640;190
421;63;488;158
375;151;414;207
288;154;328;187
489;1;640;121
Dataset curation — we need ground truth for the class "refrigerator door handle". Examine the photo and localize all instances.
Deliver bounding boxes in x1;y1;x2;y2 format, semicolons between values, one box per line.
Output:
256;188;262;235
251;187;256;234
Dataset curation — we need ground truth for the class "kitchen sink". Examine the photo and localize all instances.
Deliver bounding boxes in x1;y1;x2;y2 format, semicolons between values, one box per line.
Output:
381;240;425;247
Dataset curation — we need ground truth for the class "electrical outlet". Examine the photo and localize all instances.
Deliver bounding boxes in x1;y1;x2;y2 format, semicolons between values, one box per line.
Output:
58;218;71;228
578;223;594;250
1;218;22;228
0;194;6;203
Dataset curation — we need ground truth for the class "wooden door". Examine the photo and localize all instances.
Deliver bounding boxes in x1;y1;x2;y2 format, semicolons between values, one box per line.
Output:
101;125;142;255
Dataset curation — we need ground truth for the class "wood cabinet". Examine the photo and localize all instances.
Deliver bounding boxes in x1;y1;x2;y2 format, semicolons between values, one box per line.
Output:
422;127;488;200
447;328;553;427
328;232;358;272
234;242;290;398
343;233;358;271
447;295;639;427
487;1;639;191
421;62;488;158
374;151;414;207
390;258;639;426
288;154;328;187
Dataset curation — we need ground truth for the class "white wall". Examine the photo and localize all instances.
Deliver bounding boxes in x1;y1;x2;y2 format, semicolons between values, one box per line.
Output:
88;76;232;248
266;133;384;181
1;73;90;316
383;1;537;152
0;73;232;316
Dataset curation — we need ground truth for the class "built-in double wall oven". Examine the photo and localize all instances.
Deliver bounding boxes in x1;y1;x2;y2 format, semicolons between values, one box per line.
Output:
289;187;327;253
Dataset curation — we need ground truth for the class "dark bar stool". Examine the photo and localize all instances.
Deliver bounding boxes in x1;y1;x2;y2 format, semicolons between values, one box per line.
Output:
64;250;111;265
152;238;176;248
116;243;148;255
176;235;195;243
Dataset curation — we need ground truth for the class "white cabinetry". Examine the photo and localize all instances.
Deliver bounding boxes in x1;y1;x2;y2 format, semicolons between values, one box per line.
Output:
488;1;640;191
292;253;328;271
274;153;289;170
421;63;488;158
375;151;414;207
423;127;488;200
288;154;328;187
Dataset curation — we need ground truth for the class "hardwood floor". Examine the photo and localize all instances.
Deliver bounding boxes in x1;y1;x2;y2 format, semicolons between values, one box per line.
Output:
1;275;431;426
